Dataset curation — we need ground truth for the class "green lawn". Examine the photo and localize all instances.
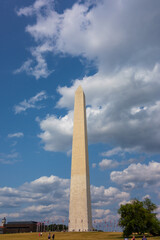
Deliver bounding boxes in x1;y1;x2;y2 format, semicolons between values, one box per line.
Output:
0;232;160;240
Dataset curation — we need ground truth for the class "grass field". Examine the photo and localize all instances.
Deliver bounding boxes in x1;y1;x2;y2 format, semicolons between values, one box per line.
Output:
0;232;160;240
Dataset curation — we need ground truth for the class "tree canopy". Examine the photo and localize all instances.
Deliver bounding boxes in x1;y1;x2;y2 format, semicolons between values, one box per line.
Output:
118;198;160;236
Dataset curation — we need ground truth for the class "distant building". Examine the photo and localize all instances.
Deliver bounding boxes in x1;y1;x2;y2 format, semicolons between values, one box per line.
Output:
0;226;4;234
1;217;6;226
0;218;39;234
5;221;38;233
0;218;6;234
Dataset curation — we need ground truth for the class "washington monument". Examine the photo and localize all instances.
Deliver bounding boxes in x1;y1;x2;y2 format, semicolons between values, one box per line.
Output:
69;86;92;232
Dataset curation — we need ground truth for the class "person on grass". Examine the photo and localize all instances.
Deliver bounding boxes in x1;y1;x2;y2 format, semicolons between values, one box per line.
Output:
142;235;147;240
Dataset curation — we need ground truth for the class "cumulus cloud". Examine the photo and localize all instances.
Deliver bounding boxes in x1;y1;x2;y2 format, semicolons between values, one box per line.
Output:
111;161;160;189
16;0;160;78
15;0;160;154
0;175;70;222
142;194;151;201
93;209;110;219
38;64;160;153
58;65;160;151
91;185;130;208
99;159;119;170
14;91;47;114
98;154;144;171
0;174;130;222
22;175;69;196
38;111;73;151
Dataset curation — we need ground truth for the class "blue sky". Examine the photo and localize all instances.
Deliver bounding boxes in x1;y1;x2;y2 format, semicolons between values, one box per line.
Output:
0;0;160;228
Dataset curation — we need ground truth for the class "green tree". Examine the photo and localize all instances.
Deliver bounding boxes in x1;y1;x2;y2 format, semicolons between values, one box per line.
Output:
143;198;160;236
47;223;68;232
118;198;160;236
143;198;157;212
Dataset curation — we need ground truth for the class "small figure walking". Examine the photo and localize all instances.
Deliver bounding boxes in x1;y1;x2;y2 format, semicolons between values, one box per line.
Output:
52;233;55;240
131;236;135;240
48;232;51;240
142;236;147;240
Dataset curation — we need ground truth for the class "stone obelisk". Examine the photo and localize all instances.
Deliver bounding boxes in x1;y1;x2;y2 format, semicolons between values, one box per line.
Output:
69;86;92;232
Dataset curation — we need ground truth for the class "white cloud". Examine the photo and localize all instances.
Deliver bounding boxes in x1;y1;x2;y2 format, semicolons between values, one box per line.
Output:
91;185;130;207
38;111;73;151
23;204;59;214
22;175;69;195
1;173;158;221
99;159;119;170
0;175;70;222
15;0;57;79
8;132;24;138
14;57;52;80
101;147;123;157
142;194;150;201
122;183;136;191
14;42;54;79
92;163;96;168
99;153;143;172
38;64;160;153
15;0;160;154
14;59;33;74
51;64;160;153
17;0;53;17
16;0;160;78
0;213;21;219
131;106;148;115
14;91;47;114
0;187;19;196
0;174;130;222
156;205;160;219
93;209;110;219
101;147;141;158
111;161;160;189
0;152;21;165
